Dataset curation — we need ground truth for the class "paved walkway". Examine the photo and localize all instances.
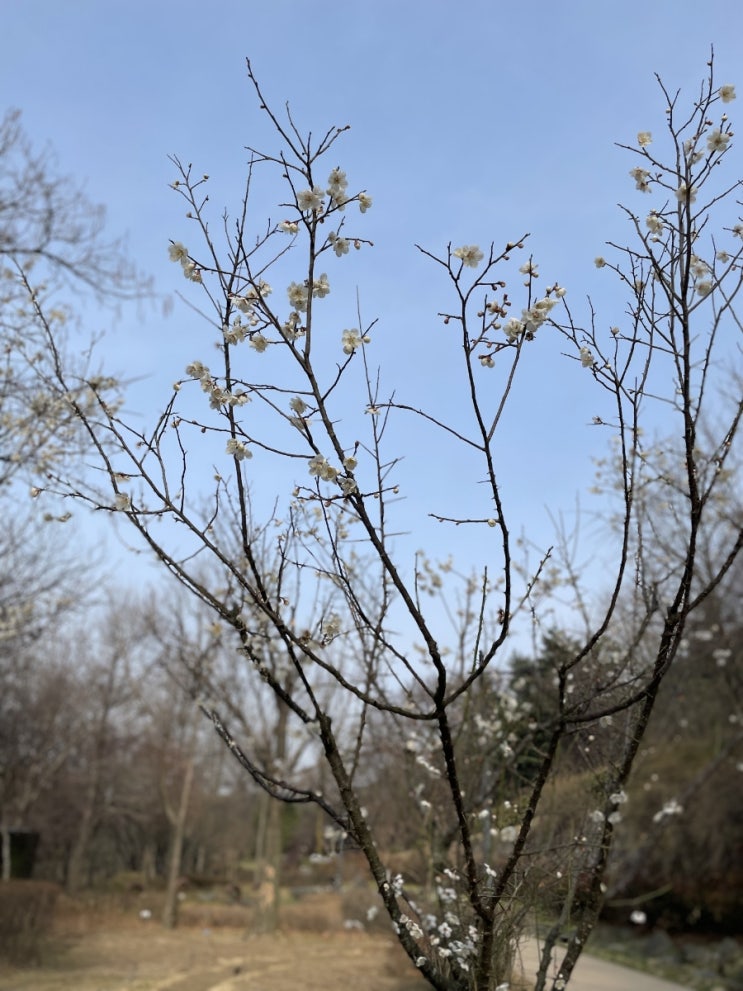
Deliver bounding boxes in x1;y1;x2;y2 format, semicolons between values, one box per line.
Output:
519;941;693;991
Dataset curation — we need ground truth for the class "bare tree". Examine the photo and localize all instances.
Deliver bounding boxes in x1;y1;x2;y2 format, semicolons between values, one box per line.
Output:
37;59;742;990
0;108;146;492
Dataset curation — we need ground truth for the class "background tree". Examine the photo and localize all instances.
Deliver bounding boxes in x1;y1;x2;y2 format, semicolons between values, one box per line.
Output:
0;107;146;880
33;60;743;991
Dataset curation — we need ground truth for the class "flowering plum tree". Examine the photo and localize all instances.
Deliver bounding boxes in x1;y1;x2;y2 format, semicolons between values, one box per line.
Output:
33;59;742;990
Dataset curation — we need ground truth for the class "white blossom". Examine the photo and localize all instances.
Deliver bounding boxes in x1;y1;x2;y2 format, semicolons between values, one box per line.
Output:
308;454;338;482
652;798;683;823
250;334;268;352
637;131;652;147
114;492;131;512
453;245;484;268
503;317;525;341
327;167;348;207
676;182;698;203
358;192;372;213
182;260;202;282
312;273;330;298
168;241;189;263
226;438;252;460
328;232;350;256
297;187;325;212
279;219;299;234
287;281;309;311
646;213;664;234
580;347;595;368
185;360;210;380
594;256;607;268
342;328;369;354
629;166;651;192
707;129;731;153
338;476;357;495
719;84;736;103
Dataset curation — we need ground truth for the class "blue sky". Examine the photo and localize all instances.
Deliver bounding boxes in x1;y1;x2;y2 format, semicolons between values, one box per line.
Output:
2;0;742;630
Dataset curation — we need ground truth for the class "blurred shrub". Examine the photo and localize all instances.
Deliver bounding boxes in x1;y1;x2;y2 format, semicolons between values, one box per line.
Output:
0;879;59;963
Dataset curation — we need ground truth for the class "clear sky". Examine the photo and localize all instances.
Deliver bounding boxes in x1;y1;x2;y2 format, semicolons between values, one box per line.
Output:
2;0;742;627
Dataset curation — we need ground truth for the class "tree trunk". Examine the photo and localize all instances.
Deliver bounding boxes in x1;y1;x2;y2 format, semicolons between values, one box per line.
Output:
1;825;11;882
162;754;194;928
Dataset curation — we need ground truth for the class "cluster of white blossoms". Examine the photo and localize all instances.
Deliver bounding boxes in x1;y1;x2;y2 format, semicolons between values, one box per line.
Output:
225;281;272;342
630;166;651;193
502;290;564;343
185;360;250;410
580;346;595;368
327;167;348;209
286;273;330;312
225;437;252;460
646;211;664;238
224;285;271;345
307;453;357;493
295;168;372;217
690;254;714;296
327;230;350;256
168;241;202;282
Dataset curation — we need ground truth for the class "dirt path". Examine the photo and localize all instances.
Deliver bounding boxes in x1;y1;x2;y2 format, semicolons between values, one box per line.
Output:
0;928;693;991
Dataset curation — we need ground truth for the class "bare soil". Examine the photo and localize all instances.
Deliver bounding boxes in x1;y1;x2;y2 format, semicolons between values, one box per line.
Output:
0;925;426;991
0;890;694;991
0;892;426;991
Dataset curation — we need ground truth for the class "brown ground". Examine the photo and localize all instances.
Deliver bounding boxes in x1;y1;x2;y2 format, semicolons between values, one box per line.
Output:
0;925;428;991
0;890;693;991
0;890;426;991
